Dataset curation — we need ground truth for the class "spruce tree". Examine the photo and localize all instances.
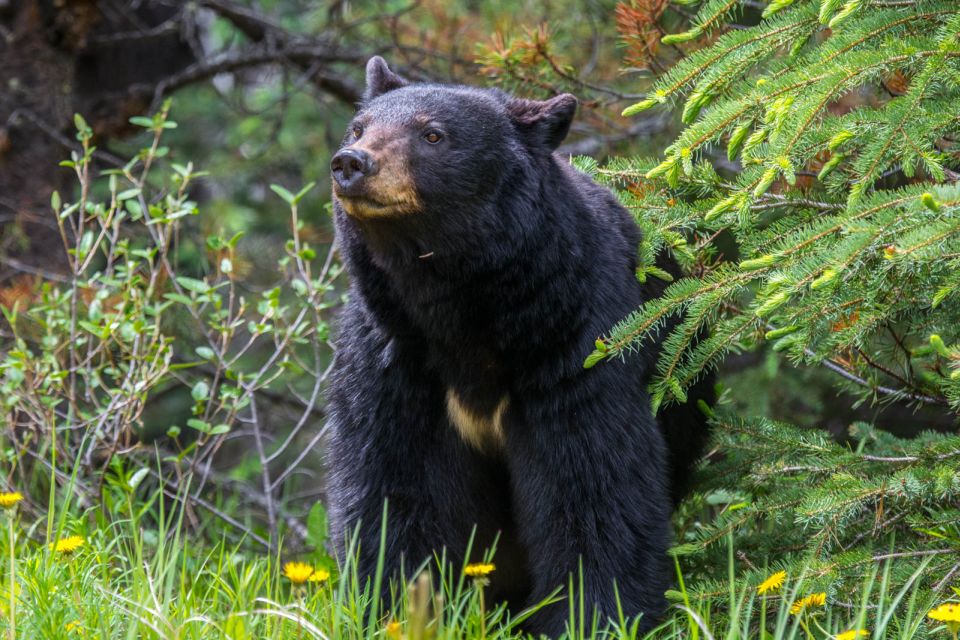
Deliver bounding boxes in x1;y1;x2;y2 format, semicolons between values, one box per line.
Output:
584;0;960;603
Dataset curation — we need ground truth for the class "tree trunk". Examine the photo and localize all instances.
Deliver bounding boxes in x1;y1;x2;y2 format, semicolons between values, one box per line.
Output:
0;0;194;280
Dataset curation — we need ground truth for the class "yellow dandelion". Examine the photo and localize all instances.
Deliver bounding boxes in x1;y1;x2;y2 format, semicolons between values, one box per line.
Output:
66;619;84;635
790;592;827;615
835;629;869;640
757;570;786;595
0;492;23;509
282;561;315;585
51;535;85;554
308;568;331;583
928;603;960;634
386;620;402;639
464;562;495;578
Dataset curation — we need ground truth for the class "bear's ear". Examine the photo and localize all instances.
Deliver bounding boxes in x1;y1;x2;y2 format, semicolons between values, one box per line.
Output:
364;56;409;102
506;94;578;151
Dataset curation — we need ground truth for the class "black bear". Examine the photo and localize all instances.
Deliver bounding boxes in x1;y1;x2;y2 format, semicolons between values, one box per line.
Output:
325;57;713;635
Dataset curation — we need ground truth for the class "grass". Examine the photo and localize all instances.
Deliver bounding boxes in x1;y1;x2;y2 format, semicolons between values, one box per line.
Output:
1;482;957;639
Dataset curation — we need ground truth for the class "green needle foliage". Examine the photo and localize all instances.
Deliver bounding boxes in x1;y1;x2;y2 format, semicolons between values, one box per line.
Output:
588;0;960;410
582;0;960;619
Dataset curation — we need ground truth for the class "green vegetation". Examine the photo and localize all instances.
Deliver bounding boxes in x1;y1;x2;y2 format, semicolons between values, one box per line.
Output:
3;485;957;639
2;0;960;637
585;0;960;634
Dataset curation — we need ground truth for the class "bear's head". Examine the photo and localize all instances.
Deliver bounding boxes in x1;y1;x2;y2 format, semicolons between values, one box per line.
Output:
331;57;577;229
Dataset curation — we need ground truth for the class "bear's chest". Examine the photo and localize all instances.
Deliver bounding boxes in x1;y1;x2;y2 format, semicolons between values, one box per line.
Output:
445;390;509;454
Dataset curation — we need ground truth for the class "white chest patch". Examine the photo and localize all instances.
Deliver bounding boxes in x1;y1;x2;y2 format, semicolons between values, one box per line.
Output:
445;390;509;453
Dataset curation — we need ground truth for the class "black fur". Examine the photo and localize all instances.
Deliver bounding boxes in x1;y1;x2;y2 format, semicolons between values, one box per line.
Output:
325;57;713;635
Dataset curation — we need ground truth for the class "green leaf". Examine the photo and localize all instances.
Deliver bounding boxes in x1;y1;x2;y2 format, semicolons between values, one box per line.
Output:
175;277;210;294
307;502;329;550
191;380;210;402
295;182;317;202
195;346;216;361
187;418;210;433
129;116;155;128
270;184;296;205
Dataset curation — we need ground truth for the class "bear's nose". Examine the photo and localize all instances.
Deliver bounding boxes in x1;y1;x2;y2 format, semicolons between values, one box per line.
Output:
331;148;377;191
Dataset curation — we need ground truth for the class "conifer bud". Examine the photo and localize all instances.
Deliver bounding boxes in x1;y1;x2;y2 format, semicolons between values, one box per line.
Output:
622;98;658;117
583;349;606;369
818;153;845;180
762;0;796;19
828;0;864;29
765;324;800;340
682;90;712;123
680;147;694;176
662;28;702;45
667;378;688;403
930;334;951;357
743;128;768;155
819;0;843;23
788;35;808;58
755;290;790;317
754;167;779;197
777;156;796;185
646;157;676;180
740;254;779;271
811;268;837;289
771;333;803;352
728;122;753;161
705;194;739;221
921;192;940;212
828;130;855;151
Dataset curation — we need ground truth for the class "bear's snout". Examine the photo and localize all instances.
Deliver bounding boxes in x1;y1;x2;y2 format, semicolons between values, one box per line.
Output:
331;148;378;193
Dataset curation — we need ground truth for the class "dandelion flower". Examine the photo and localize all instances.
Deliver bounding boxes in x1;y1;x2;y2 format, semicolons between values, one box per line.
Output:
66;620;83;634
928;603;960;633
386;620;402;639
835;629;869;640
757;570;786;595
308;568;331;583
464;563;495;578
51;535;85;554
790;592;826;615
283;561;315;584
0;492;23;509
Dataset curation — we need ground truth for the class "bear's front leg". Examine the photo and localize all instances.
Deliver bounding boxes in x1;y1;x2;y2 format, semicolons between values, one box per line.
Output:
506;362;673;636
325;300;504;595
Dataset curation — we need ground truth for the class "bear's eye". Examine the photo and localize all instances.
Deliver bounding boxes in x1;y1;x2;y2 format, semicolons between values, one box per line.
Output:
424;131;443;144
352;125;363;139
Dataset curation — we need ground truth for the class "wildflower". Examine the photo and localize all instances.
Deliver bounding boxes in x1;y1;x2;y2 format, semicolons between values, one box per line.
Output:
790;592;826;615
464;563;495;578
308;568;331;583
51;535;85;554
66;620;84;635
386;620;402;639
0;492;23;509
928;603;960;634
282;561;315;585
757;570;786;595
835;629;869;640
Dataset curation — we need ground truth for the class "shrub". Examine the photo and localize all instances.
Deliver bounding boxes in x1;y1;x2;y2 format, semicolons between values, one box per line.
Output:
0;104;339;554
